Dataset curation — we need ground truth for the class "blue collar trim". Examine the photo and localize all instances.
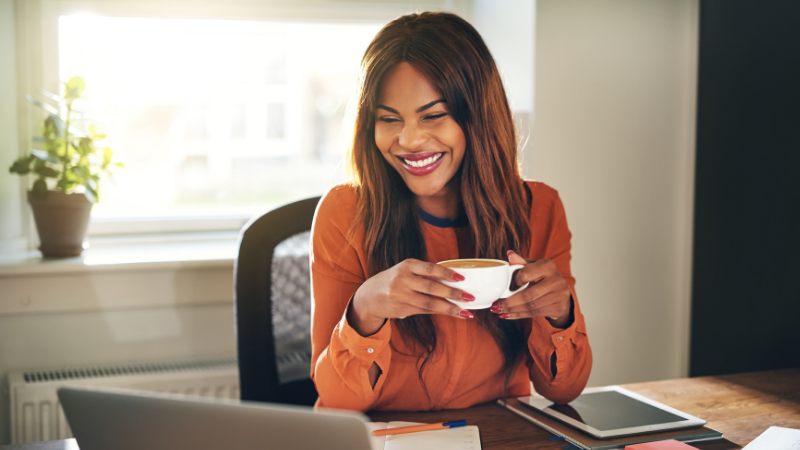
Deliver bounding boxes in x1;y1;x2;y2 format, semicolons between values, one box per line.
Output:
419;208;469;228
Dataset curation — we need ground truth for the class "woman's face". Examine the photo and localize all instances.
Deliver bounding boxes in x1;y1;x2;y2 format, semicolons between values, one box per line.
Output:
374;62;466;201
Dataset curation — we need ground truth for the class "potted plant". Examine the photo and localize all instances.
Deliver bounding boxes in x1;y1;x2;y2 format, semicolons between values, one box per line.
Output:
8;77;123;257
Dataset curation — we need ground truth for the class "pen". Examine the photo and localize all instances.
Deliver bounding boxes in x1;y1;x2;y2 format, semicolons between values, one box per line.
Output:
371;420;467;437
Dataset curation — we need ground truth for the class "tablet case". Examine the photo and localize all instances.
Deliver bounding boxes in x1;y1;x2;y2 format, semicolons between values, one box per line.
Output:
498;397;724;450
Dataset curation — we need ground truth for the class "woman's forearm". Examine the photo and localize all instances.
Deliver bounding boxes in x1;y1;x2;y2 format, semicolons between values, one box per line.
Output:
348;290;388;337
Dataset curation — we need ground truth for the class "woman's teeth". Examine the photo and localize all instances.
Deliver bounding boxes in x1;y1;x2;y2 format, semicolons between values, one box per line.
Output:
403;153;442;168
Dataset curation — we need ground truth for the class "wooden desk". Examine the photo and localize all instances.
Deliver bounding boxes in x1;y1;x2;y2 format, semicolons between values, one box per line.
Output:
369;368;800;449
3;369;797;450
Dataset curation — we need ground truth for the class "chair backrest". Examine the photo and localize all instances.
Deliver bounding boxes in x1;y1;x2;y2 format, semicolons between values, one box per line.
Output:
235;196;321;406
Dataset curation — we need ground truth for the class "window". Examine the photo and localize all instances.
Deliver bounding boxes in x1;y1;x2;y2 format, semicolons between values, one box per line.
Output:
266;103;285;139
57;15;383;229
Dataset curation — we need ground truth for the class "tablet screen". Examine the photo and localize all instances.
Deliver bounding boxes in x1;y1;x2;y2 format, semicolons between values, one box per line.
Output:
545;391;688;431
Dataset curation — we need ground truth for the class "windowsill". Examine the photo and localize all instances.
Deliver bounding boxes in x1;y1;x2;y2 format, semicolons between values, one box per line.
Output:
0;232;239;277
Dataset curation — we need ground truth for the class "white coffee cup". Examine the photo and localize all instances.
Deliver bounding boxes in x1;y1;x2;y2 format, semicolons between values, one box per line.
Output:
438;258;529;310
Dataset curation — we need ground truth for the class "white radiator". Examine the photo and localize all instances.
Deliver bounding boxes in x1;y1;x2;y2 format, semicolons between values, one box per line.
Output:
8;356;240;445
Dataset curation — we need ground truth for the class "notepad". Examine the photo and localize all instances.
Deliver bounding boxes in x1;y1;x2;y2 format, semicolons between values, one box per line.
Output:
367;421;482;450
742;426;800;450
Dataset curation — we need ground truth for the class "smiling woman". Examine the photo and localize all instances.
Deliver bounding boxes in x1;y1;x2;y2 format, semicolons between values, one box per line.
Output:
374;63;466;216
309;11;592;413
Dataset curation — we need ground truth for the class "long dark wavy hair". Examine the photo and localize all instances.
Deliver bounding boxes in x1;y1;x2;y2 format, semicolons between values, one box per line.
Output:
346;12;531;400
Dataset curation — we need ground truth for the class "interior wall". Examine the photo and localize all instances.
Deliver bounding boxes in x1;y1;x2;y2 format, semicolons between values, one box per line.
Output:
0;266;237;445
531;0;699;386
0;0;24;254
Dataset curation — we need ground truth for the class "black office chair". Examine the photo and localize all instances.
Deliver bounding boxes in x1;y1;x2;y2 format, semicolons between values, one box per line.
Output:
234;196;321;406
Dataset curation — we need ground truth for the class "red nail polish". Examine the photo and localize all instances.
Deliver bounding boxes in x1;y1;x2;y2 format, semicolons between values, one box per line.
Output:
462;293;475;302
491;300;500;308
507;250;516;256
491;306;501;314
499;313;510;319
459;310;474;319
452;273;465;281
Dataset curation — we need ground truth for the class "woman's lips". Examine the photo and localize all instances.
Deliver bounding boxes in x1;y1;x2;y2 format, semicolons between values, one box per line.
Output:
396;152;445;176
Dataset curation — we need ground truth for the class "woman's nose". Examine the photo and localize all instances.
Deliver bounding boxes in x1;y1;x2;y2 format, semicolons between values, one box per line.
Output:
398;122;426;149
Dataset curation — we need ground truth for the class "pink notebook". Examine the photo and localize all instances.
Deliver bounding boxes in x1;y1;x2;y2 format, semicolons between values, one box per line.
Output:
626;439;699;449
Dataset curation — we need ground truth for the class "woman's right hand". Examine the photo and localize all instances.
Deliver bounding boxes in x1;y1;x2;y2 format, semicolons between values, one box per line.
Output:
348;259;476;336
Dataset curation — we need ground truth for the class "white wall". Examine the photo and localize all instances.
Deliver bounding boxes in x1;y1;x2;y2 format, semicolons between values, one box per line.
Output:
0;264;237;445
531;0;698;385
0;0;25;254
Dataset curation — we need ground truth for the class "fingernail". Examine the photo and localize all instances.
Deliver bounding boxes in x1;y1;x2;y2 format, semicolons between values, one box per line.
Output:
459;310;474;319
461;293;475;302
491;300;500;308
452;273;465;281
507;250;516;256
491;306;501;314
499;313;510;319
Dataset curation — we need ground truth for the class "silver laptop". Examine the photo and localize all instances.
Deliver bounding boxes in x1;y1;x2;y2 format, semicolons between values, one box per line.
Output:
58;386;373;450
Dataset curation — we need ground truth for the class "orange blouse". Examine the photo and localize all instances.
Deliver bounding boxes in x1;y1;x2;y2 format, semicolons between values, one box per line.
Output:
309;181;592;411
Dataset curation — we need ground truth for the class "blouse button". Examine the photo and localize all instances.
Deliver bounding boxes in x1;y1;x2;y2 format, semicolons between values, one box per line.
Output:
367;348;374;353
556;337;563;342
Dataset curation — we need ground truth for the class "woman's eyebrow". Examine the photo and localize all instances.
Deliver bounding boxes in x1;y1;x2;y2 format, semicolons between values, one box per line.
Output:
416;99;446;113
376;99;446;115
377;105;399;114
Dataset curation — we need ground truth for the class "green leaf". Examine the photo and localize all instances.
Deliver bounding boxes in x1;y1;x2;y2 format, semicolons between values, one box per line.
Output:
64;77;86;100
56;178;74;192
84;186;97;203
113;162;125;168
103;147;113;164
45;114;66;137
43;134;62;152
76;137;93;156
89;124;106;140
9;156;33;174
65;170;81;182
32;178;48;198
25;94;60;116
9;161;27;174
33;164;60;178
72;165;87;180
31;149;60;164
64;141;78;159
38;89;67;105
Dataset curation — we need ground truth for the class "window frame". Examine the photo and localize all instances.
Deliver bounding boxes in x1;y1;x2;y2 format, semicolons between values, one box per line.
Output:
12;0;471;241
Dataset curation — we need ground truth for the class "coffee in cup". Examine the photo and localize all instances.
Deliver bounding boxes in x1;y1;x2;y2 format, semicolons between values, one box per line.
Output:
438;258;528;310
440;260;506;269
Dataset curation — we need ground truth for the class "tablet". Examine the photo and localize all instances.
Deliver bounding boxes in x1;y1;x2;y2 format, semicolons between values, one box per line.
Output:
517;386;707;439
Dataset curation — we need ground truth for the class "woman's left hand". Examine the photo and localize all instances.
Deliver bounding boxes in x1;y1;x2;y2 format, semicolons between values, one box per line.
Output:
491;251;574;328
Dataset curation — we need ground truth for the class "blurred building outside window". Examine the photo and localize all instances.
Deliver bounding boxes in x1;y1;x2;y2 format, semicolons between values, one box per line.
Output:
58;15;382;234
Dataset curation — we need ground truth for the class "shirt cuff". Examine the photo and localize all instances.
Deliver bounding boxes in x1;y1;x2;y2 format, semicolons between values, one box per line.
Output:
528;289;585;380
530;311;579;347
337;299;393;368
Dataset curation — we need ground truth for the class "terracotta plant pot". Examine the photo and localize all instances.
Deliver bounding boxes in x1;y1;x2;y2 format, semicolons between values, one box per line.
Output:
27;191;93;257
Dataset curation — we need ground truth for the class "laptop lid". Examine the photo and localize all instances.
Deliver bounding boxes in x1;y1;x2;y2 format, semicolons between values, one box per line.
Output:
58;386;373;450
